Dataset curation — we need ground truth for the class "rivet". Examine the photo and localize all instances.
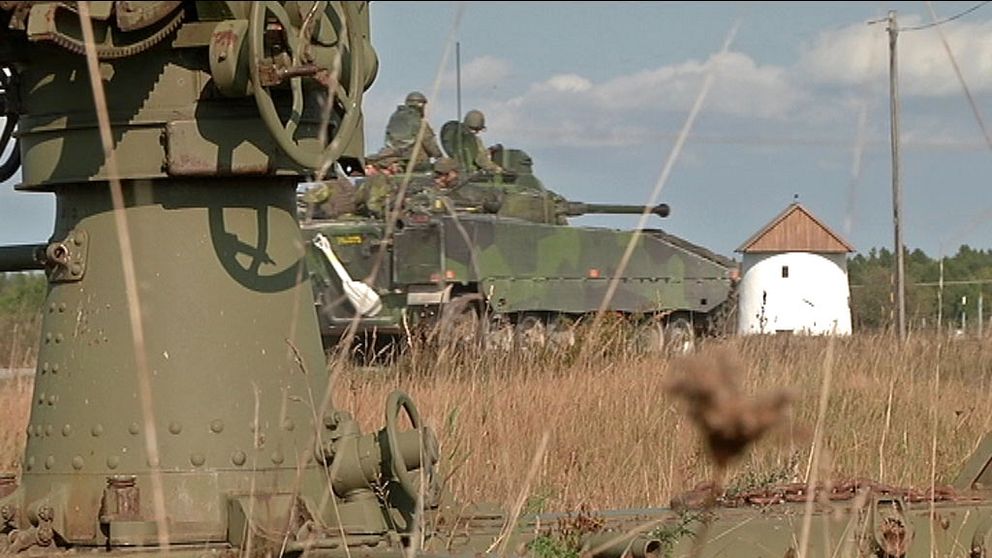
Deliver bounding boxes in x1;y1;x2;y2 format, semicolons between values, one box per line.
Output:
44;333;51;343
70;263;83;276
61;424;71;437
37;392;46;405
58;303;66;313
41;362;50;373
47;394;57;406
91;424;104;437
54;333;63;344
147;456;160;468
26;456;34;470
51;363;58;374
128;422;140;435
44;456;55;470
44;425;53;436
73;236;83;246
190;453;205;466
231;451;246;466
48;303;56;313
282;419;295;432
106;456;120;469
71;456;84;470
210;419;224;433
271;451;284;465
168;422;182;435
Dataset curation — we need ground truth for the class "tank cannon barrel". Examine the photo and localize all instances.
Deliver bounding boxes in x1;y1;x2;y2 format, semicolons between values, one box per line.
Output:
562;202;670;218
0;244;46;272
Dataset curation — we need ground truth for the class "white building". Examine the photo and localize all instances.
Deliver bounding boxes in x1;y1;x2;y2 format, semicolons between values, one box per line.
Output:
736;202;854;336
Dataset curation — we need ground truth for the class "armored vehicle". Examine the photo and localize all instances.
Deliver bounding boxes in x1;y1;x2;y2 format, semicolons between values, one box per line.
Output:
301;123;737;352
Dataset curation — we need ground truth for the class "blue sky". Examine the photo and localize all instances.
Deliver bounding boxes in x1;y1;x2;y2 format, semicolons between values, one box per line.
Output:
4;1;992;260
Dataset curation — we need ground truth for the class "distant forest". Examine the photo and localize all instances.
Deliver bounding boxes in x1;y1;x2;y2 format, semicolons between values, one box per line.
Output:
2;246;992;333
848;245;992;332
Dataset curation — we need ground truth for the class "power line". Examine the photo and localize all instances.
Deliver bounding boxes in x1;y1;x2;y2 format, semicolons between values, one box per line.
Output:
901;0;992;31
852;279;992;288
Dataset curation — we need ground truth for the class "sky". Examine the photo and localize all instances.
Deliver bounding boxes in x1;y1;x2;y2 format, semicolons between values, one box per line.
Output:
4;1;992;261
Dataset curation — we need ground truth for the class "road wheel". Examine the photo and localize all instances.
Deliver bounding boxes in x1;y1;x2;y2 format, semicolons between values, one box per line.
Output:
632;319;666;355
515;315;546;351
436;294;483;353
484;315;514;352
547;317;577;352
664;316;696;355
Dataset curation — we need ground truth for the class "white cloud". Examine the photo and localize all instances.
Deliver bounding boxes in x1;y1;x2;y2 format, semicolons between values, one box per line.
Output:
442;55;512;90
483;50;805;148
802;17;992;96
535;74;593;93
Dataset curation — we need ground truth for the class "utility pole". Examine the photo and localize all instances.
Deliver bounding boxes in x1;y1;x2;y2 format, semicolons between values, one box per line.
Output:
887;11;907;341
979;292;984;337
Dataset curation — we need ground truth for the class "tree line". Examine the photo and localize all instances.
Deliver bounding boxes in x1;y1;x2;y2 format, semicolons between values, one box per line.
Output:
848;245;992;332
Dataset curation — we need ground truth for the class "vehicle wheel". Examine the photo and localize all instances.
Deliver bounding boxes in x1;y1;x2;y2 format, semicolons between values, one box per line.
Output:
632;319;666;354
547;317;576;351
436;295;484;352
664;316;696;355
484;315;514;352
515;315;546;351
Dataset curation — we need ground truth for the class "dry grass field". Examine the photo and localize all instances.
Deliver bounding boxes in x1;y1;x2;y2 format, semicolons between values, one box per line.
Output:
3;313;992;514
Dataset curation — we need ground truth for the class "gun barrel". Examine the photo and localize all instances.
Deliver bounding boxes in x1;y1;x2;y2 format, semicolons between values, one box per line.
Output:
564;202;670;218
0;244;46;272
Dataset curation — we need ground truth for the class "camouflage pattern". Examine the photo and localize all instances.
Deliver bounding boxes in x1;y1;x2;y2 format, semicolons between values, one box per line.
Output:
301;146;735;340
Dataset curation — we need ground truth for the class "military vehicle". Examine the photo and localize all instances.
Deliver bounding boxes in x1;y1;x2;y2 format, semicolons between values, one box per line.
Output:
6;2;992;558
301;122;737;353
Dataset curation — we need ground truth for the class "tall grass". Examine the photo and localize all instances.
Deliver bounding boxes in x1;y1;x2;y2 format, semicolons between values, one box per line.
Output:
334;332;992;512
2;318;990;513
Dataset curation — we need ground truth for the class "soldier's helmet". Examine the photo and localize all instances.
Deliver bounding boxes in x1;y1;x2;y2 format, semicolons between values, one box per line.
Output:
405;91;428;108
464;109;486;131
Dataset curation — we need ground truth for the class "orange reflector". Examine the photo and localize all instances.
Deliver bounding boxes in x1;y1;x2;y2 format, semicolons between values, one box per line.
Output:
588;268;600;278
429;273;442;283
445;270;456;280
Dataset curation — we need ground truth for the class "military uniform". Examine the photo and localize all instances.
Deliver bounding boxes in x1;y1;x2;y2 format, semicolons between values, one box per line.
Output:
384;105;442;170
301;179;357;219
471;134;501;173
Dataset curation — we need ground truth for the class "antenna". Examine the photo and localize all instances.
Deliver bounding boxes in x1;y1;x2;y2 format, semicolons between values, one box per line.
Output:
456;41;462;122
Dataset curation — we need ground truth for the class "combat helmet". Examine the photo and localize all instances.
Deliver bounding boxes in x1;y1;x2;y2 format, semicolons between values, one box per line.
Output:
405;91;428;107
464;109;486;131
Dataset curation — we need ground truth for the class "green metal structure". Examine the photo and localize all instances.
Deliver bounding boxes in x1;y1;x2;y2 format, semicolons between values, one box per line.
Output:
4;2;992;558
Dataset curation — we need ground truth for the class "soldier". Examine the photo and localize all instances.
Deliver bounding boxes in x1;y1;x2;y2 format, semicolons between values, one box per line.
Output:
383;91;443;170
463;109;503;174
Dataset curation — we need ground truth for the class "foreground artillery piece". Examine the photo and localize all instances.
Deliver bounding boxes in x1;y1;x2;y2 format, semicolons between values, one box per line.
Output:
302;138;737;352
0;1;447;555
